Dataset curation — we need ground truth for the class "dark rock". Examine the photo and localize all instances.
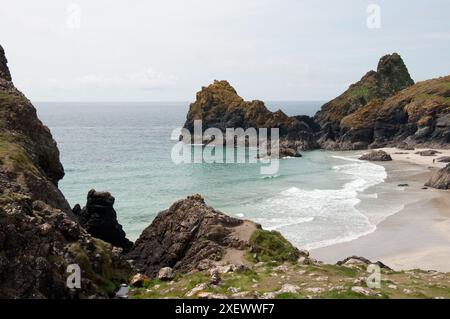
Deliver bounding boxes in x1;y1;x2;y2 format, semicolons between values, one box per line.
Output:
415;150;441;156
425;164;450;190
0;45;11;81
437;156;450;163
398;184;409;187
0;45;131;298
359;150;392;161
182;80;319;152
126;194;258;277
315;53;414;149
73;189;133;252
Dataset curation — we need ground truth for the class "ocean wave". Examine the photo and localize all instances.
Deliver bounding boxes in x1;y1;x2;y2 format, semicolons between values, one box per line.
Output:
261;174;280;180
252;154;391;250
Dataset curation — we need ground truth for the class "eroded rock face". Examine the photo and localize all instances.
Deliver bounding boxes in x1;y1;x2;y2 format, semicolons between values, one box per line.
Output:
359;150;392;162
126;194;258;277
73;190;133;252
0;45;11;81
0;196;131;298
0;45;131;298
182;80;319;154
425;164;450;189
315;53;415;150
0;46;68;212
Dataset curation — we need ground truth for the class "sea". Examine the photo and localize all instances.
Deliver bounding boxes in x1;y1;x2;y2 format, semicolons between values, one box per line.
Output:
35;101;405;250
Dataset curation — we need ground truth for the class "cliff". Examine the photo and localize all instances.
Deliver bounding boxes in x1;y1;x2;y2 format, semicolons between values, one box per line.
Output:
340;75;450;149
315;53;415;149
0;45;130;298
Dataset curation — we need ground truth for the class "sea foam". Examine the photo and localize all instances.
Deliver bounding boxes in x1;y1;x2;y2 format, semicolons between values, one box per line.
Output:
253;155;391;250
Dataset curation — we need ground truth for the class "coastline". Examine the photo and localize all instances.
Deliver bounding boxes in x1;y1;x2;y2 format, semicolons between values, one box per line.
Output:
311;148;450;272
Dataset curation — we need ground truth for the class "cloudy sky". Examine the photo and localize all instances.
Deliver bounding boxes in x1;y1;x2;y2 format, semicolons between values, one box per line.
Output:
1;0;449;102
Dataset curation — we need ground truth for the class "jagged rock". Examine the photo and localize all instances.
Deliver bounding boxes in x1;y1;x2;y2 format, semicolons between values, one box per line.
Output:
73;190;133;252
126;194;259;277
315;53;414;149
359;150;392;161
0;45;11;81
425;164;450;189
0;45;131;298
337;256;392;270
182;80;319;152
130;273;149;287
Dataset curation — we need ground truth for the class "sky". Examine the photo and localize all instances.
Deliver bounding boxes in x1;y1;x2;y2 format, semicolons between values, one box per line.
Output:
0;0;449;102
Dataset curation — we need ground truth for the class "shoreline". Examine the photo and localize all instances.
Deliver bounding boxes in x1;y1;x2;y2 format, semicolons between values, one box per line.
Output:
311;148;450;272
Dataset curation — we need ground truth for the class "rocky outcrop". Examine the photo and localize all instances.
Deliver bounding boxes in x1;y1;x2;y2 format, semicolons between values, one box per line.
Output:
340;76;450;150
0;45;131;298
182;54;448;153
0;45;11;82
359;150;392;161
0;49;69;212
126;194;259;277
315;53;415;150
337;256;392;270
182;80;319;156
425;164;450;189
73;190;133;252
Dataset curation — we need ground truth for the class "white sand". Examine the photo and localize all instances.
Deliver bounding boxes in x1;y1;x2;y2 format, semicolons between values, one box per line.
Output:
378;147;450;169
311;148;450;272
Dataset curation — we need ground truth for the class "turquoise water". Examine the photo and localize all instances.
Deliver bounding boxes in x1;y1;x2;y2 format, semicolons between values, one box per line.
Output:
36;101;394;249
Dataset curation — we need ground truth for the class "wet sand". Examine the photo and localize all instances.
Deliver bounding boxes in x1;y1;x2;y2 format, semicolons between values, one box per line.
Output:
311;149;450;272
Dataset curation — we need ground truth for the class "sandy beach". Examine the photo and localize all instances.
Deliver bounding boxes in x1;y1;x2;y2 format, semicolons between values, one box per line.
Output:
311;148;450;272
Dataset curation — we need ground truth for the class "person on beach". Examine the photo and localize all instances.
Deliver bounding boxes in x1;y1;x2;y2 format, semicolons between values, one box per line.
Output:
433;159;436;164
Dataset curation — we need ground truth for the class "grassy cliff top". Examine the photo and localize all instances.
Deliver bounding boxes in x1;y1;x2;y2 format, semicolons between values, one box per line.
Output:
341;75;450;130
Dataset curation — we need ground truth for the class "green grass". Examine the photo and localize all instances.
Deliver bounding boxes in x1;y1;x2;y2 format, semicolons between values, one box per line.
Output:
248;229;300;263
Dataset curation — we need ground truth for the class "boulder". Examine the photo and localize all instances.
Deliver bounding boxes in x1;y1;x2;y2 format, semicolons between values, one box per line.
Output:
359;150;392;161
337;256;392;270
157;267;175;281
126;194;258;277
73;189;133;252
130;273;150;287
425;164;450;190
